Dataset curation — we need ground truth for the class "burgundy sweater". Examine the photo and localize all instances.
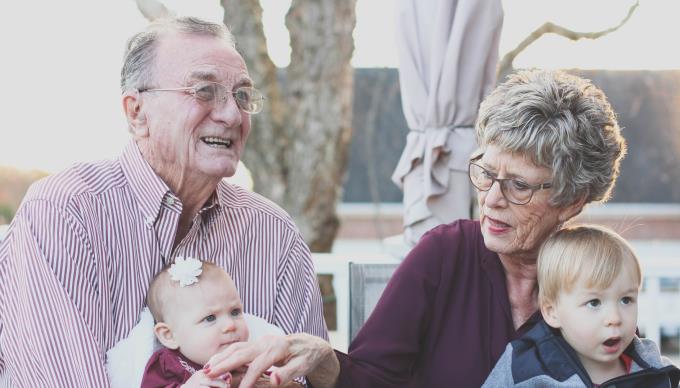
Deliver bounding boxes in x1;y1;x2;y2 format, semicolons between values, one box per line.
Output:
336;220;541;387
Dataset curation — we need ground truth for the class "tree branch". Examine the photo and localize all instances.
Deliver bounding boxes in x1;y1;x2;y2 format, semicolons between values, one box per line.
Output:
497;0;639;79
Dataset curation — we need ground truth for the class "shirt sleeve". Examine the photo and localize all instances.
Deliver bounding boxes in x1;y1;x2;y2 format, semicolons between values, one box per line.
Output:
272;233;328;341
140;350;184;388
335;228;446;387
0;199;110;387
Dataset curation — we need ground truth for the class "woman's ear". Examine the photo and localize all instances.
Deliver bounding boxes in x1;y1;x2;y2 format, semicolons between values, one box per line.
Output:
122;90;149;137
541;302;561;329
558;195;587;223
153;322;179;350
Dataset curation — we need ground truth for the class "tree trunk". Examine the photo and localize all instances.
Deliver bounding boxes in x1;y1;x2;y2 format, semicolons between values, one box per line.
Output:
223;0;356;253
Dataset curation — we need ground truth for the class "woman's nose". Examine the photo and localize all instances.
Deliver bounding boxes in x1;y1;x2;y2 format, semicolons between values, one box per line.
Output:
483;180;507;208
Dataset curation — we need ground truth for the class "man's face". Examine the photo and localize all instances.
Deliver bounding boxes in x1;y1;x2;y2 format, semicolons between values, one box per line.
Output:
165;270;249;366
543;266;639;379
139;32;252;184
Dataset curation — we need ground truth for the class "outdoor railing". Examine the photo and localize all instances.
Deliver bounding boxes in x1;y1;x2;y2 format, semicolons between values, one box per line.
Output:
314;239;680;357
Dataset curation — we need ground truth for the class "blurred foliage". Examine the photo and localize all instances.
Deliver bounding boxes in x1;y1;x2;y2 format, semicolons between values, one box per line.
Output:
0;166;48;223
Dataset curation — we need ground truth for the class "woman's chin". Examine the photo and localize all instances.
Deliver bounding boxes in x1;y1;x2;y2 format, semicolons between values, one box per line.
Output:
481;227;510;253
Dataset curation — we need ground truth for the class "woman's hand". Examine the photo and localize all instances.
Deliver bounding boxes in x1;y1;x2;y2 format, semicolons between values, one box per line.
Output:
204;333;340;388
181;370;231;388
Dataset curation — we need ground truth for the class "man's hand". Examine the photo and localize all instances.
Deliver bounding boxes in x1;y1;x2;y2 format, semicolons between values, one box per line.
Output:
181;370;231;388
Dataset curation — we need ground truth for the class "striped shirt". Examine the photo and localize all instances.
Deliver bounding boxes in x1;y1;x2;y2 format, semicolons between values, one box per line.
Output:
0;140;328;387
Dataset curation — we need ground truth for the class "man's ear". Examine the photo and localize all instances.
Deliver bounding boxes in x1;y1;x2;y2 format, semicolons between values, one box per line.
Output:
154;322;179;349
558;195;587;223
541;302;561;329
122;90;149;137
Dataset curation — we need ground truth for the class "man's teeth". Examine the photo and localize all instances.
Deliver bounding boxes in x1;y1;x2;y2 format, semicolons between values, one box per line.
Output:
202;137;233;147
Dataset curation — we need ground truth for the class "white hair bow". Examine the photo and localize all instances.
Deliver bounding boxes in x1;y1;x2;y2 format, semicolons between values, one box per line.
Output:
168;256;203;287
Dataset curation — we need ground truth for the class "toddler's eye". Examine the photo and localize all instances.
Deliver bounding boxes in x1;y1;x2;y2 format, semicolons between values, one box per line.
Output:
621;296;635;305
585;299;601;308
203;314;216;323
230;308;242;317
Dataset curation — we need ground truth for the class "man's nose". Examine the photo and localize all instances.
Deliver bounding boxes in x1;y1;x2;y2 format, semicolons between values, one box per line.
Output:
211;94;242;127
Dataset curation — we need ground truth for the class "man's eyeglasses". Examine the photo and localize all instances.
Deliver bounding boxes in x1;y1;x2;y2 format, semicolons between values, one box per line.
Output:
468;162;552;205
139;81;265;114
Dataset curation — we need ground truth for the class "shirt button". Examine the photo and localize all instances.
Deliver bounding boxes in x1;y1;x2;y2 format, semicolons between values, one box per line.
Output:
166;197;175;206
145;216;154;226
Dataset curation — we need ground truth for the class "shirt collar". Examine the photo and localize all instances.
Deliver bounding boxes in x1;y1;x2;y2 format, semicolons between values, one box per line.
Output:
119;140;171;227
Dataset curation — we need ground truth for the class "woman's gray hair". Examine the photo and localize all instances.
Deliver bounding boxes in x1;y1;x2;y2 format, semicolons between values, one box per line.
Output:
475;69;627;207
120;16;236;92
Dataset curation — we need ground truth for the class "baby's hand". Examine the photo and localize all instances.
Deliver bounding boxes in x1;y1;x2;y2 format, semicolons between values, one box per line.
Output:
181;370;231;388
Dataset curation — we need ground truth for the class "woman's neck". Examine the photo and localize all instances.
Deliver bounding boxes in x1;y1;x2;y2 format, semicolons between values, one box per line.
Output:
499;254;539;330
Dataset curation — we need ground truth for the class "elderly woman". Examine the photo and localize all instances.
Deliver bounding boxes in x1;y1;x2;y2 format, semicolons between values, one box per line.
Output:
204;69;627;387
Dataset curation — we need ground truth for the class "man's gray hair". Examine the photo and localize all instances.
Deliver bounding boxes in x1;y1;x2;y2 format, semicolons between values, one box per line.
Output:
475;69;627;207
120;16;236;92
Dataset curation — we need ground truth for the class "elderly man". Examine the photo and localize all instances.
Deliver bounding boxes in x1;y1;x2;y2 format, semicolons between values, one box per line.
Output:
0;17;327;387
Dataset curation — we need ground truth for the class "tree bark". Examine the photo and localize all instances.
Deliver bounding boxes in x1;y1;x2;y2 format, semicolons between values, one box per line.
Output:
223;0;356;252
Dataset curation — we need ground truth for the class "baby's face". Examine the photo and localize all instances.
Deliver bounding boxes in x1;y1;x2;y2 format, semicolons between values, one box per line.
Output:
543;265;639;377
165;270;249;366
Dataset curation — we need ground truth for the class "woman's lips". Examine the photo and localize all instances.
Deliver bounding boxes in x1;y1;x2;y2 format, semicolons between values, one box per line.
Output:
485;216;510;232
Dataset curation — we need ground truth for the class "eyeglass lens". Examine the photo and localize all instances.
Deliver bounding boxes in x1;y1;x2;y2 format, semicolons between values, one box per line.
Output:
194;83;264;114
469;163;534;204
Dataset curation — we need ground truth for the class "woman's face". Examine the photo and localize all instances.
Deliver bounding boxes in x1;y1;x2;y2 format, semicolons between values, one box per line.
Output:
476;145;579;261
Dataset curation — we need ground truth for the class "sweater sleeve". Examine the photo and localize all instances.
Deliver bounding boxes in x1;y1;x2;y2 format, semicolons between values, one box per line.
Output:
335;226;450;387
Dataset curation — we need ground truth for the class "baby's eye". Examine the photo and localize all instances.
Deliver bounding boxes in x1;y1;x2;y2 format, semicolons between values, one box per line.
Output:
621;296;635;305
230;308;242;317
203;314;216;323
585;299;601;308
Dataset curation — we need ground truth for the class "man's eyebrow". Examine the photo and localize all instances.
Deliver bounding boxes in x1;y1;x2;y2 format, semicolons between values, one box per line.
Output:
189;70;219;82
234;77;253;88
188;71;253;88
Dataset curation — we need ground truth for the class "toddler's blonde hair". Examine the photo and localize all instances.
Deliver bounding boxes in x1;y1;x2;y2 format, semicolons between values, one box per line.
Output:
538;224;641;307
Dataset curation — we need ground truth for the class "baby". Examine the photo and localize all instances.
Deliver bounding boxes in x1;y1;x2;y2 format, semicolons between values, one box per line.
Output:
141;257;249;388
484;225;680;387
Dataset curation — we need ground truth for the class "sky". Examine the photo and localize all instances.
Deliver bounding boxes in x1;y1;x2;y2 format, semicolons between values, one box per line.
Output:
1;0;678;173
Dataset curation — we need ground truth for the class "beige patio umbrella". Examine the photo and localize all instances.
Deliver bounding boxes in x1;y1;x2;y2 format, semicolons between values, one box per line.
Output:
391;0;504;246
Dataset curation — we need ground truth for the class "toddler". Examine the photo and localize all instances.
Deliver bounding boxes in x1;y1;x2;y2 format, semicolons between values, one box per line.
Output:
484;225;680;387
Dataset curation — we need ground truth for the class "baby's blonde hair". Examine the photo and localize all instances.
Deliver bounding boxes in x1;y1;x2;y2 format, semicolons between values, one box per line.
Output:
538;224;642;307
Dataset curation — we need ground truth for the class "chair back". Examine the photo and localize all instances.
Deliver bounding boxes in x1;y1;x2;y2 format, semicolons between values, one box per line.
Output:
348;262;398;342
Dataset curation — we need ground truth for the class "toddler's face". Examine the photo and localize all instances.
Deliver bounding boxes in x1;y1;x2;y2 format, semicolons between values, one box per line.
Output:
543;265;639;377
165;270;249;366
